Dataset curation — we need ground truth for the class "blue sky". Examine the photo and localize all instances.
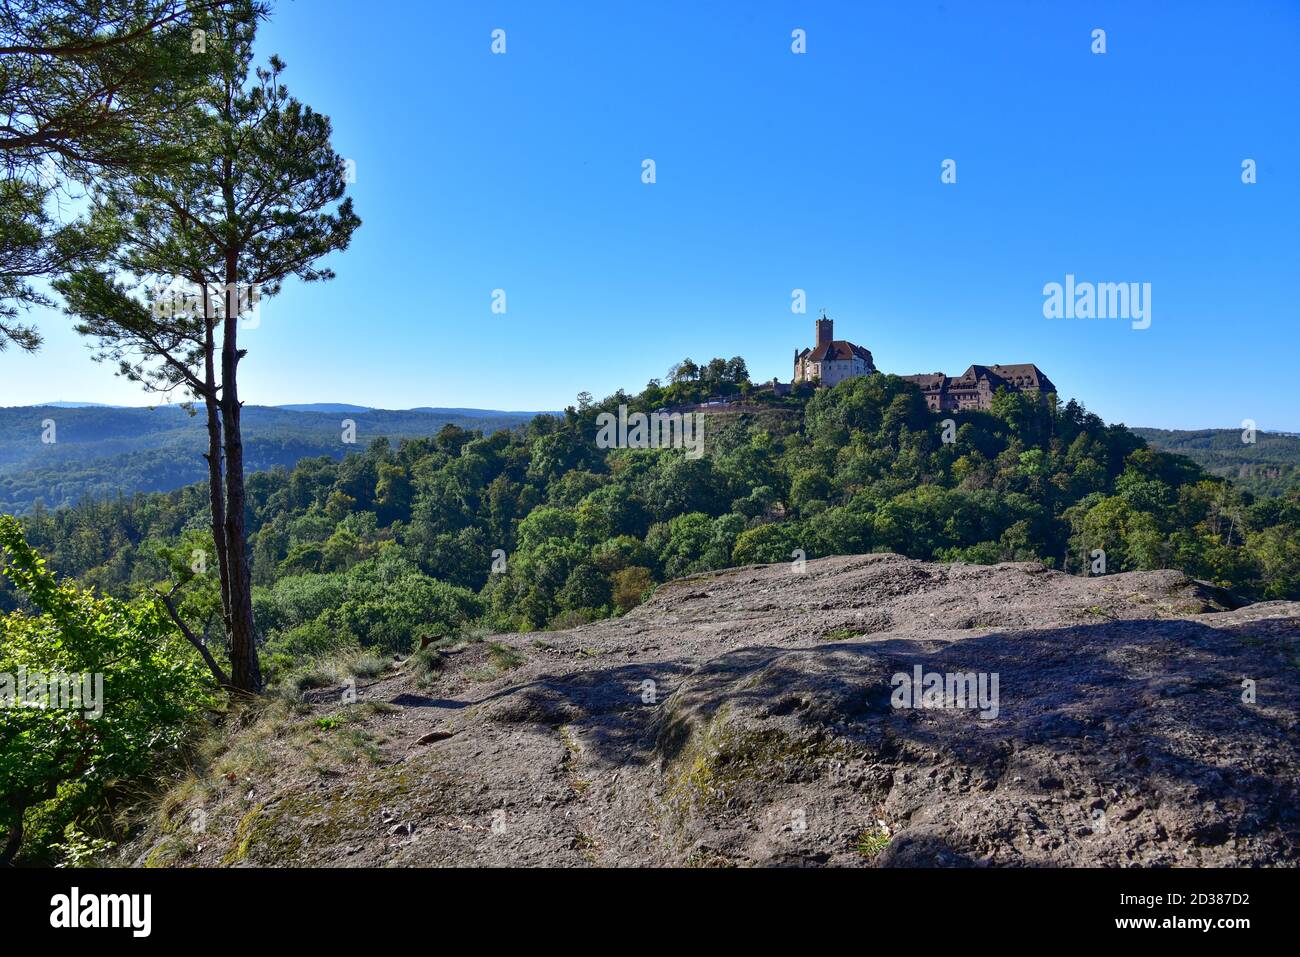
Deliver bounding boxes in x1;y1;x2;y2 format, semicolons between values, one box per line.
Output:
2;0;1297;430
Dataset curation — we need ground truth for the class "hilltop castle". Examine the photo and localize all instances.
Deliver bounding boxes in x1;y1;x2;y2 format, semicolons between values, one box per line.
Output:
793;317;877;386
899;363;1056;412
791;316;1055;411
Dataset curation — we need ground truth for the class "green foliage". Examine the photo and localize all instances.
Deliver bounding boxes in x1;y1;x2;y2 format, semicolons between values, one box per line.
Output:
318;561;481;656
0;515;212;864
0;0;249;351
732;522;805;566
1134;427;1300;497
256;556;481;663
6;372;1300;705
0;405;541;514
857;824;892;860
612;566;655;613
4;363;1299;856
49;824;117;868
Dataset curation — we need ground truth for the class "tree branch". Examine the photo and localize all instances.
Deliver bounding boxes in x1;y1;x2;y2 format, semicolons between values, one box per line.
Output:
158;585;230;688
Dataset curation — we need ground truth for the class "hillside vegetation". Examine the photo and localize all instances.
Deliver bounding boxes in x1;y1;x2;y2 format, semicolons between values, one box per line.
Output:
0;405;539;512
6;371;1299;681
1133;427;1300;496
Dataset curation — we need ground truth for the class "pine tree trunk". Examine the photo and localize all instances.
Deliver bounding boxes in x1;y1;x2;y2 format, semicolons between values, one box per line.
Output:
219;265;261;694
200;299;233;640
205;404;232;619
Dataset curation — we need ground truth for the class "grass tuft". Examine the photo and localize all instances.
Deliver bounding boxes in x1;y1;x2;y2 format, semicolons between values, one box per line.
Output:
857;823;892;861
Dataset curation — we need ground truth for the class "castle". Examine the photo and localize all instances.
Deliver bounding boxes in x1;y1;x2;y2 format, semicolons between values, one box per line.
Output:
791;316;1055;411
899;363;1056;412
793;317;877;386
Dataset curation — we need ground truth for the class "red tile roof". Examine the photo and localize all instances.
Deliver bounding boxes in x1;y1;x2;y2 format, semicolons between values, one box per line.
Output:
798;340;874;363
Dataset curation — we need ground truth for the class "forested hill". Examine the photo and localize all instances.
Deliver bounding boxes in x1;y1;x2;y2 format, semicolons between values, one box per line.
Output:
1133;427;1300;496
0;404;548;512
6;372;1299;686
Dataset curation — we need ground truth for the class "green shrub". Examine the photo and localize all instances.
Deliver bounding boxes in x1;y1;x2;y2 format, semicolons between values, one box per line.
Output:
0;516;212;865
612;566;654;613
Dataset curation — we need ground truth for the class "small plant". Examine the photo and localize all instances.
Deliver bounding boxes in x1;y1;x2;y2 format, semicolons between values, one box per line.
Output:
322;726;385;766
857;822;892;861
406;643;445;681
51;825;117;868
345;652;390;679
486;642;524;671
821;628;862;641
280;649;390;698
467;642;527;682
293;663;344;692
315;716;342;731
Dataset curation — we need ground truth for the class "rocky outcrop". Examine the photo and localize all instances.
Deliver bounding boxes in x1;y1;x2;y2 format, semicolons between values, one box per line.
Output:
124;554;1299;867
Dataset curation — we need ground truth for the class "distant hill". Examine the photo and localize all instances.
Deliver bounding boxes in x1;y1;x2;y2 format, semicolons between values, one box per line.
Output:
409;406;560;416
274;403;374;414
34;401;122;409
0;404;550;512
1133;427;1300;496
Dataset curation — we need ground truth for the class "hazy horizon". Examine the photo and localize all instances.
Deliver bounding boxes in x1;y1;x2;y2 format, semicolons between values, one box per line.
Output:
5;397;1297;437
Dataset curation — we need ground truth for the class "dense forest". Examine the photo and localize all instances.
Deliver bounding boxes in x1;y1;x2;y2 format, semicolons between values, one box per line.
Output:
1134;427;1300;497
0;405;539;512
6;366;1299;690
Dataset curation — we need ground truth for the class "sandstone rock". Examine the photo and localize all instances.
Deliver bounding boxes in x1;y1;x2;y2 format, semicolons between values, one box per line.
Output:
415;729;456;745
127;554;1299;868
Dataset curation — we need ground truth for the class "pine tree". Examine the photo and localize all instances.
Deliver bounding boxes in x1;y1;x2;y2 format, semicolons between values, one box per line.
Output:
0;0;249;349
56;2;360;692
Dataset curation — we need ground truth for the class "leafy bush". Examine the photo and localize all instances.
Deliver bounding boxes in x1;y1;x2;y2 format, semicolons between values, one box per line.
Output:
320;566;482;654
0;515;212;865
612;566;655;613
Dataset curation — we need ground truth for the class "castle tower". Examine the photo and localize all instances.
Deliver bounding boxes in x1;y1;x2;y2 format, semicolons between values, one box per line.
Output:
816;316;833;346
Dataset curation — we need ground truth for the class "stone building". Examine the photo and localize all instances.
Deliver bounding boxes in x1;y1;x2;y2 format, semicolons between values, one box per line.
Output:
899;364;1056;412
793;317;876;386
786;314;1054;411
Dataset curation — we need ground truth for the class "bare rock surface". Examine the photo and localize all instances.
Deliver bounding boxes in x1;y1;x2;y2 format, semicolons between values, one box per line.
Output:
123;554;1299;867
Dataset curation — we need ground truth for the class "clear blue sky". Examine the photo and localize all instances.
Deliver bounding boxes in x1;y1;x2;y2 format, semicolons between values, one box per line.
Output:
2;0;1297;430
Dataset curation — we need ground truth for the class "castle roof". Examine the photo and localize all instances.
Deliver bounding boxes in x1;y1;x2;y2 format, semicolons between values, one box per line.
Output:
901;363;1055;394
902;372;947;389
986;364;1055;392
798;340;874;363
